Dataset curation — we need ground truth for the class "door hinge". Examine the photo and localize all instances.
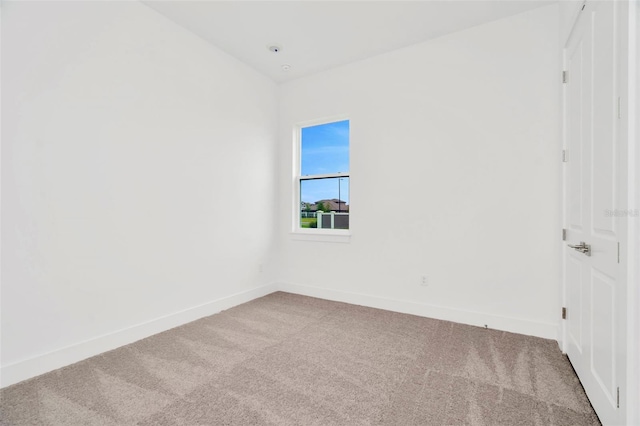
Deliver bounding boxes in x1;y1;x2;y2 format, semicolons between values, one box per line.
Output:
562;228;567;241
562;149;568;162
617;386;620;408
562;71;568;83
562;307;567;320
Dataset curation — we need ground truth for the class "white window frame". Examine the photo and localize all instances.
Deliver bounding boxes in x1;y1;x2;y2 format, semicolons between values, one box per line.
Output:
292;116;351;242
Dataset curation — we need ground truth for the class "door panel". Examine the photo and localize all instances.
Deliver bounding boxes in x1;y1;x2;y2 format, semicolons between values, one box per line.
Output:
567;37;584;231
566;254;583;352
590;269;616;405
591;0;617;236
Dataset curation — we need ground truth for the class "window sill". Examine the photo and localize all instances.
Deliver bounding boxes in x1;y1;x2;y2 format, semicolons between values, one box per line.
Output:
290;230;351;243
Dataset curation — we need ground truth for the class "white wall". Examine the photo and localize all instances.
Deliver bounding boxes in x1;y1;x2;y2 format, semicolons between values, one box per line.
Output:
1;1;278;386
277;5;561;338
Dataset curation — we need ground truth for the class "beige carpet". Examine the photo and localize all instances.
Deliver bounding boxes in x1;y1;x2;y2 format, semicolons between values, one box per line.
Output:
1;292;599;425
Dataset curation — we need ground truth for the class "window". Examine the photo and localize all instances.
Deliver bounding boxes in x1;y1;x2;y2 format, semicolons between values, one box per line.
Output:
296;119;350;232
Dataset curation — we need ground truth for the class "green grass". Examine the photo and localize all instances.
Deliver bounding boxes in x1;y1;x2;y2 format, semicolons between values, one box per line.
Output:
300;218;317;228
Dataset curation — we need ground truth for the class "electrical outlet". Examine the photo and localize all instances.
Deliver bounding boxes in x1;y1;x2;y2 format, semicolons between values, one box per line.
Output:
420;275;428;286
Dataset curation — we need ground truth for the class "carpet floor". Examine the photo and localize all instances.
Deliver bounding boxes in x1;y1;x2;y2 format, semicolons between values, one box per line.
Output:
1;292;600;425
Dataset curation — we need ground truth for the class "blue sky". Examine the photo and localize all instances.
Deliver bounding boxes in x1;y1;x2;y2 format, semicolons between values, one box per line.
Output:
300;120;349;205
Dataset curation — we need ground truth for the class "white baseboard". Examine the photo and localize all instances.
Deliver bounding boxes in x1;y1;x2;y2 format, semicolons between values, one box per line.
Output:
1;281;560;388
0;283;278;388
277;282;559;340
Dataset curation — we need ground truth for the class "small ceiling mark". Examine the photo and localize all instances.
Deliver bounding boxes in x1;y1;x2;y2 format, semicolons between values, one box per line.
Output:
281;64;292;72
268;45;282;53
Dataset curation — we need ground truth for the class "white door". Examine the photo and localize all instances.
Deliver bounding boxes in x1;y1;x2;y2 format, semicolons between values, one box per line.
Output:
563;1;627;425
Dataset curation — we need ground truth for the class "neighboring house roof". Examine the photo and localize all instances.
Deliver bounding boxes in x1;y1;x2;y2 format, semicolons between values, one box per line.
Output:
305;199;349;212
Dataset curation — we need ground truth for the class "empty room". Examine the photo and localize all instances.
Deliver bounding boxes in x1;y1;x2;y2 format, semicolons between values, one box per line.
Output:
1;1;638;425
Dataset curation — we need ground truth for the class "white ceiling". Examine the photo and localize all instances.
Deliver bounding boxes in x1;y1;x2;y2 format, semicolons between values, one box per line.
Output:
143;1;554;83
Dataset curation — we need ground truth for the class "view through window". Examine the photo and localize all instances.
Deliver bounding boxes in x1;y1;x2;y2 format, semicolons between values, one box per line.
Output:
299;120;350;230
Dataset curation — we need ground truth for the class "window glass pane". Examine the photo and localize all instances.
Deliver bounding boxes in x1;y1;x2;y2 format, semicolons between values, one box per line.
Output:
300;177;349;229
301;120;349;176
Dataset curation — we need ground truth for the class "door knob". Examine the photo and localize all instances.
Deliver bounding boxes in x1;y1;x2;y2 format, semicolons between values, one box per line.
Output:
568;241;591;256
